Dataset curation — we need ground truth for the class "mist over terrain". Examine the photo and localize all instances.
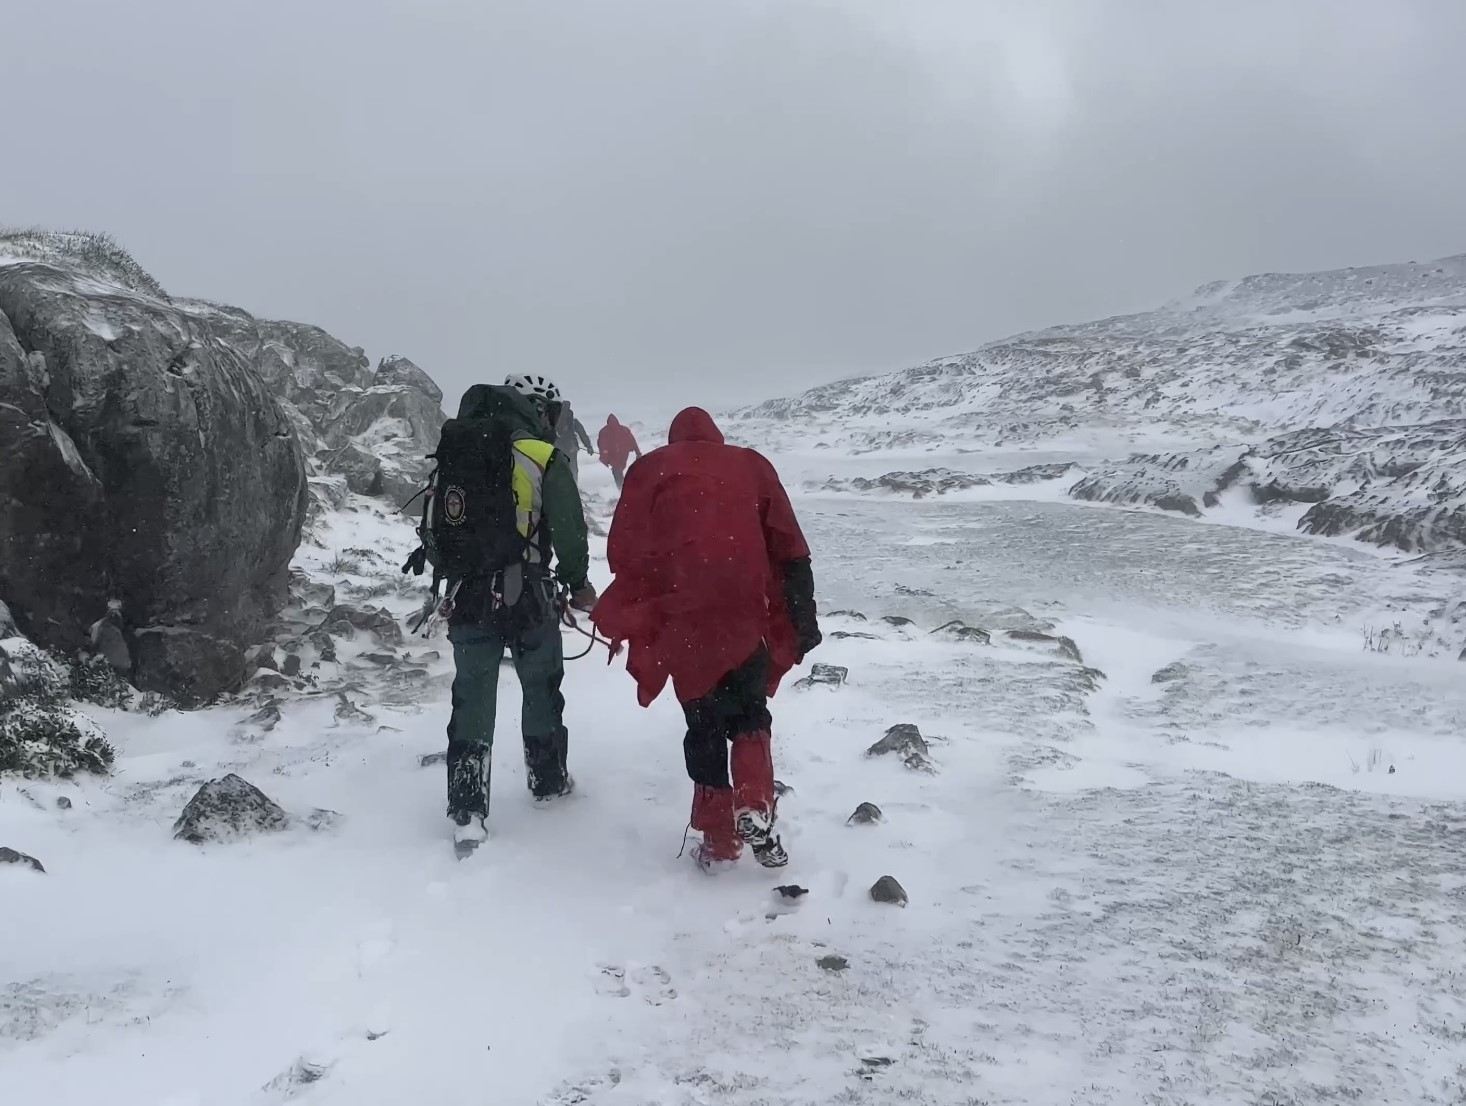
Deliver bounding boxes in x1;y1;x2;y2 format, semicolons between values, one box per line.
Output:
5;0;1465;413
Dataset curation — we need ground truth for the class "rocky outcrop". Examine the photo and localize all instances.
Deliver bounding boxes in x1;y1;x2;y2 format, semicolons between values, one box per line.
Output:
820;462;1077;499
0;255;308;699
0;232;448;699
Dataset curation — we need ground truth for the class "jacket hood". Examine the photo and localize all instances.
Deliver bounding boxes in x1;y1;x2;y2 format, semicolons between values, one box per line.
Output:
605;415;620;427
455;383;543;435
668;407;725;445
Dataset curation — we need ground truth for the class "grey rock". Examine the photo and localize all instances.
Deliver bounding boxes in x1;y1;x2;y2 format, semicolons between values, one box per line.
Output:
250;671;291;692
0;599;15;638
866;725;934;772
244;701;282;732
360;652;399;667
325;605;403;645
173;774;289;844
288;570;335;612
0;255;308;700
881;615;914;627
773;884;809;901
816;954;849;972
829;631;878;641
281;654;302;678
773;779;793;798
870;875;908;906
56;796;72;810
826;609;867;620
847;802;884;826
1151;661;1190;684
88;613;133;676
374;354;443;402
0;846;46;872
334;693;375;726
794;663;848;689
251;645;279;672
419;751;447;768
930;620;991;644
1005;629;1084;663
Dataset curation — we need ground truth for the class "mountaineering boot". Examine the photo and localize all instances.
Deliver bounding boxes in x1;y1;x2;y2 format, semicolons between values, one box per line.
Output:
734;807;790;868
451;812;489;860
690;784;743;873
731;731;785;866
532;773;576;807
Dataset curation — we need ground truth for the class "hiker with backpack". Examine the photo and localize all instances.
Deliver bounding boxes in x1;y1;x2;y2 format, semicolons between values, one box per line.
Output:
501;374;592;480
597;414;641;489
592;408;821;872
403;383;596;857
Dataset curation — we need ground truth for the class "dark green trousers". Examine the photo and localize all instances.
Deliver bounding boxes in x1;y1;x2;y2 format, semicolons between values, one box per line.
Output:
445;600;568;818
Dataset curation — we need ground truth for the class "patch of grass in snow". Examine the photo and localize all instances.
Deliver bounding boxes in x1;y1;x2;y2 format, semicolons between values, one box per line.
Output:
0;226;169;299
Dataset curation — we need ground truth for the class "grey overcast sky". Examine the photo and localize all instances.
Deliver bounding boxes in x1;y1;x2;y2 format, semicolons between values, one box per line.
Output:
4;0;1464;417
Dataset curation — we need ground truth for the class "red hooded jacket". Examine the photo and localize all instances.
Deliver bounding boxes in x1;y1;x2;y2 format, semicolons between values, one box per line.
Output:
592;408;810;706
597;416;640;470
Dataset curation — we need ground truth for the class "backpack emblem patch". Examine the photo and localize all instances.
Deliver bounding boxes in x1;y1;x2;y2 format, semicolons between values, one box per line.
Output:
442;486;467;525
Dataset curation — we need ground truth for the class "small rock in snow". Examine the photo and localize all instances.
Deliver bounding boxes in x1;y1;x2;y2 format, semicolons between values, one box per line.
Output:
1004;629;1085;663
847;802;884;826
334;693;375;726
173;774;290;844
870;875;908;906
816;954;849;972
56;796;72;810
866;725;934;772
774;885;809;901
773;779;793;798
794;663;848;689
0;847;46;873
245;701;282;731
420;751;447;768
281;653;302;678
930;619;991;644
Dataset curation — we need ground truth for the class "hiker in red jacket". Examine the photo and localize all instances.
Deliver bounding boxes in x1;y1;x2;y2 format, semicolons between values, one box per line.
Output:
597;415;641;489
593;407;821;872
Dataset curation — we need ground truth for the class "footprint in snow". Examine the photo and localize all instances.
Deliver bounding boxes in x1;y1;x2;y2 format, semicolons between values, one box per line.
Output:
595;963;677;1005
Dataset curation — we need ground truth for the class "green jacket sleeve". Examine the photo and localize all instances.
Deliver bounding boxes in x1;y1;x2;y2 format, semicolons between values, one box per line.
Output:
542;452;590;590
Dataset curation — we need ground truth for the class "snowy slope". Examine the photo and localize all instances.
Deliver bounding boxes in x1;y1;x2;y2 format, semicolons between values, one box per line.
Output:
740;253;1466;453
7;450;1466;1105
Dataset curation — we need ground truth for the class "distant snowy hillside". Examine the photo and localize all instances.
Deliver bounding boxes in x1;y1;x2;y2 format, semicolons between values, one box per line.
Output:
742;253;1466;452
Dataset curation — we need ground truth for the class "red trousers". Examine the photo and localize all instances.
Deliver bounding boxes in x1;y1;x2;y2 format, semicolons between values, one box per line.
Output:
684;649;776;860
691;731;774;860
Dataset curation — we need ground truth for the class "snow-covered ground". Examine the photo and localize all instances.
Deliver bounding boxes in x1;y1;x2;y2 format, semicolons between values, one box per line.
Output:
5;451;1466;1105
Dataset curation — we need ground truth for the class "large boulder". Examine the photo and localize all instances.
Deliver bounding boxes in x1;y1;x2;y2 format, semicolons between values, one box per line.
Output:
0;254;309;700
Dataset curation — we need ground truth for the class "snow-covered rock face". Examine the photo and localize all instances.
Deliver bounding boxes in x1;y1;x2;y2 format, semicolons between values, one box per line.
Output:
755;251;1466;557
0;255;308;700
0;232;446;700
739;253;1466;454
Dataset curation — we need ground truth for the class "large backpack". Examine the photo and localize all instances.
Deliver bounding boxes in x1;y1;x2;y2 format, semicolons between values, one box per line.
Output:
402;386;529;591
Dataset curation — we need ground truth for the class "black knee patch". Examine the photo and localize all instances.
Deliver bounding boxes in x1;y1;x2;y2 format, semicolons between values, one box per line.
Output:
683;729;730;789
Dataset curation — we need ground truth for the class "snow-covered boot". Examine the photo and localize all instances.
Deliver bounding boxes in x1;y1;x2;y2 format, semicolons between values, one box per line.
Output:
532;773;576;807
451;812;489;859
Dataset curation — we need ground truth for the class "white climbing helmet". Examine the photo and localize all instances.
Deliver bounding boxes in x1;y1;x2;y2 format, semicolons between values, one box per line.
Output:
504;374;560;404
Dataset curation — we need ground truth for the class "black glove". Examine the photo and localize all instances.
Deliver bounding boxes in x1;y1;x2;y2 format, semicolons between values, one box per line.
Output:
781;558;821;659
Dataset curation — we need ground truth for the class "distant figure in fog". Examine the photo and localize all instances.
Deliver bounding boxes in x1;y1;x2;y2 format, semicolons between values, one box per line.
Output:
597;414;642;489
